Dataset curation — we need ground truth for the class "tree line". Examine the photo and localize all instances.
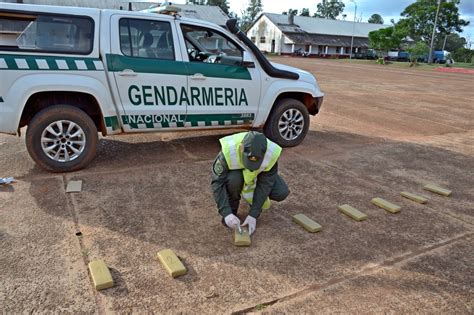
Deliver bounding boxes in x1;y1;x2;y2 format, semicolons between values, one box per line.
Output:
368;0;471;63
187;0;386;30
186;0;260;30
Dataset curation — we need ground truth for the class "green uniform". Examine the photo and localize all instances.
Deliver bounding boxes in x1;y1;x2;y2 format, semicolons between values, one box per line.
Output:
211;151;289;219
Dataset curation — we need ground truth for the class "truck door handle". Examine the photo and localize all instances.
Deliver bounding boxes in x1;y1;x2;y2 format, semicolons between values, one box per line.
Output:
190;73;206;80
118;69;137;77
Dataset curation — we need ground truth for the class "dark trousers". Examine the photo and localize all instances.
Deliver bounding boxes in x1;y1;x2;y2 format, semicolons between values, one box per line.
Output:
225;170;290;213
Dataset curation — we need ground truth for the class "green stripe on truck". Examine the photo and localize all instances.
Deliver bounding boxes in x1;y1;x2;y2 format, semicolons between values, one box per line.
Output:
120;113;254;129
104;116;120;131
0;53;252;80
0;54;102;71
106;54;252;80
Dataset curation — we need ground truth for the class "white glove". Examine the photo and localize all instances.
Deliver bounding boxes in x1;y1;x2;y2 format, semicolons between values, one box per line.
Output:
242;216;257;235
224;214;241;229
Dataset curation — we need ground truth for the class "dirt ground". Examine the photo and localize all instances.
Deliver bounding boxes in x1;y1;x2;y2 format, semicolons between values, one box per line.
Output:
1;57;473;314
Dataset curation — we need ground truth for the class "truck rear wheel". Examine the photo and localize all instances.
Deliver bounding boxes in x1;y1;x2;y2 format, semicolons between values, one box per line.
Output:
26;105;98;172
264;98;309;147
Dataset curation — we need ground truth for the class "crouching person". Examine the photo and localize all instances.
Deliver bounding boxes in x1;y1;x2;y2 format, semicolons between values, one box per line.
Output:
211;131;290;235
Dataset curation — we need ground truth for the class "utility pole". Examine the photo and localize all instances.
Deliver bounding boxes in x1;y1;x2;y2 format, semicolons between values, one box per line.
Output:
428;0;442;64
349;0;357;60
442;34;448;51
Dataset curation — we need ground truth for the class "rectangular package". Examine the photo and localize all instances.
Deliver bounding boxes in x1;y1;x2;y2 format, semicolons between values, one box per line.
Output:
157;249;187;278
423;184;452;197
234;228;251;246
338;204;368;221
371;198;401;213
292;214;322;232
88;260;114;290
400;191;428;204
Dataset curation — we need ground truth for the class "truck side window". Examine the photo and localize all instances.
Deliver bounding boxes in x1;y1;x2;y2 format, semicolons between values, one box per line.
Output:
119;19;174;61
180;24;243;66
0;13;93;54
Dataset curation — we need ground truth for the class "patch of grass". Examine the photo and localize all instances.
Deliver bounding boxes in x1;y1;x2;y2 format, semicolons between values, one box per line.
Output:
451;62;474;69
329;58;375;64
388;62;438;70
331;59;440;70
255;304;268;311
270;56;474;71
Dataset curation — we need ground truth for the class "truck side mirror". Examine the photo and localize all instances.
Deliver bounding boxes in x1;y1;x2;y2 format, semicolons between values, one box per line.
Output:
242;51;255;68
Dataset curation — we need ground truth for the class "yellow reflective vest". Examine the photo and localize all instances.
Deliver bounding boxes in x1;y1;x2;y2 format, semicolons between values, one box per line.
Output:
220;132;282;209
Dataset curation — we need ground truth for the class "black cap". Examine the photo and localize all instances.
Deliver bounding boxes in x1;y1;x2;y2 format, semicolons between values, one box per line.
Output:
242;131;267;171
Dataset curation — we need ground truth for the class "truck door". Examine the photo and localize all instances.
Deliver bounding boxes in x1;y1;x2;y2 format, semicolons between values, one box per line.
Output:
177;22;261;128
108;15;187;131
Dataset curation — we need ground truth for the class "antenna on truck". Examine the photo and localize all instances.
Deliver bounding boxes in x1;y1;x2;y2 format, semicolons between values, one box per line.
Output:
123;1;181;15
138;1;182;18
153;3;182;16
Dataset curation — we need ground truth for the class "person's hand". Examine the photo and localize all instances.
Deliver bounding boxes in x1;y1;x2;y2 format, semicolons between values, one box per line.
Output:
242;215;257;235
224;214;241;229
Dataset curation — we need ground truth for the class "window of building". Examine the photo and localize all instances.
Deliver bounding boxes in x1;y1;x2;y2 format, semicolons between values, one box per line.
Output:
1;12;93;54
119;18;174;60
250;36;256;43
260;36;266;44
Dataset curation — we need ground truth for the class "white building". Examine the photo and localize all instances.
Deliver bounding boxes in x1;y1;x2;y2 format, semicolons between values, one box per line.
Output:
247;13;388;57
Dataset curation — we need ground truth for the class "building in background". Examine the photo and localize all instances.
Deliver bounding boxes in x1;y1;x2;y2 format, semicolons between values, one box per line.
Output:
247;13;388;57
1;1;229;26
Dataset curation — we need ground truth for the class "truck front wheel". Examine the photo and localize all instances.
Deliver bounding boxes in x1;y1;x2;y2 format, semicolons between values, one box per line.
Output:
264;98;310;147
26;105;98;172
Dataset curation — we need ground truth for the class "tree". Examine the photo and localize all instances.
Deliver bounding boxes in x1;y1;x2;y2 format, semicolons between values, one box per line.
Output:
282;9;298;16
240;0;263;32
207;0;229;14
399;0;469;44
300;8;311;17
435;33;466;51
228;11;239;19
314;0;345;19
369;26;409;52
451;48;474;63
368;13;384;24
406;41;429;64
245;0;263;21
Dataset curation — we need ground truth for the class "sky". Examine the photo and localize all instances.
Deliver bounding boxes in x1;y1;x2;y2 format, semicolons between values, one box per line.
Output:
224;0;474;45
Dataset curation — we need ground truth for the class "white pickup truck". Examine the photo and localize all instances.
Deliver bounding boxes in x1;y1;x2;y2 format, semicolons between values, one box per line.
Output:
0;3;324;172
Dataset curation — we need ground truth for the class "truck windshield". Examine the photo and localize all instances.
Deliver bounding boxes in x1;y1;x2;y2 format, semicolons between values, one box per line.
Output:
0;12;93;54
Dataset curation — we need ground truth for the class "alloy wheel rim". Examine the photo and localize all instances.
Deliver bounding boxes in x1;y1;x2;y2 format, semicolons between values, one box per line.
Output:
40;120;86;162
278;108;304;141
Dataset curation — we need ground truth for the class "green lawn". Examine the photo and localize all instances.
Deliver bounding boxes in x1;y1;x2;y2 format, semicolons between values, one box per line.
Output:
331;58;474;70
450;62;474;68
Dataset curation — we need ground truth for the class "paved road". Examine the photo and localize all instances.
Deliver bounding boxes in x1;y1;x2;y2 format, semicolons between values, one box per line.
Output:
1;58;473;313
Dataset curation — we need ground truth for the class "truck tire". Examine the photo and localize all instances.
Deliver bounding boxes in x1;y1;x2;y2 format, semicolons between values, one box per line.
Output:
264;98;309;147
26;105;98;172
